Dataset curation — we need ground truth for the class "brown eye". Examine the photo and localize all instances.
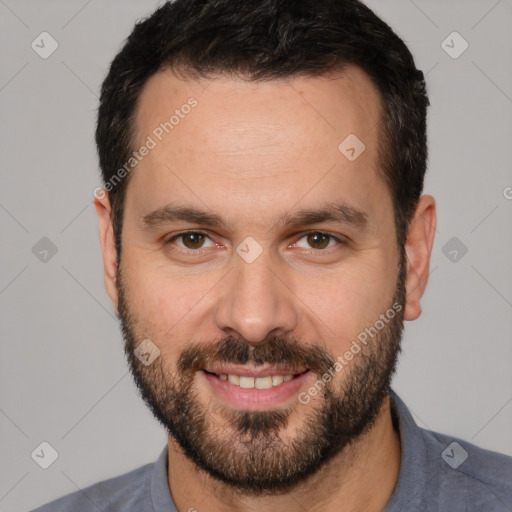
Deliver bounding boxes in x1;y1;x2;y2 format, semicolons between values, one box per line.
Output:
293;231;344;251
167;231;215;251
180;232;206;249
306;232;331;249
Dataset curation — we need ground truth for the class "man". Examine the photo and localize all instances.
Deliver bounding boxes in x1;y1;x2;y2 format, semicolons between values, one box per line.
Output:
32;0;512;511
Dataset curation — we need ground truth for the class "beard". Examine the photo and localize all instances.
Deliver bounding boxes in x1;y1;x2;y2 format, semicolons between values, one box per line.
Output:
116;252;406;495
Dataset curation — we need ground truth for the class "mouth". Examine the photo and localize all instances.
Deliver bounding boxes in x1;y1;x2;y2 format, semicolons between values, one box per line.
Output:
203;369;309;389
200;367;311;409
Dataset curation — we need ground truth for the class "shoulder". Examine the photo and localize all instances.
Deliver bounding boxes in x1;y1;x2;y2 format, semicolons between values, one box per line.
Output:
420;427;512;510
388;390;512;511
29;462;153;512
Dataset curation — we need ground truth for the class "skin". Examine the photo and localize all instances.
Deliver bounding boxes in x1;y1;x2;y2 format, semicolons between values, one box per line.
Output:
95;64;436;511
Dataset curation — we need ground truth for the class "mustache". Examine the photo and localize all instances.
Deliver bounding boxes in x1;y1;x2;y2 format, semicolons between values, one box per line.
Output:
177;335;336;376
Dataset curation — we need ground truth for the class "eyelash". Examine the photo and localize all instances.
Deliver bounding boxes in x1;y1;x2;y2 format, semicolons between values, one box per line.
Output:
164;230;346;255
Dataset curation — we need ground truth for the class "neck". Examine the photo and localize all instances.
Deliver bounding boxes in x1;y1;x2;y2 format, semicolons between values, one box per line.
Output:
167;395;401;512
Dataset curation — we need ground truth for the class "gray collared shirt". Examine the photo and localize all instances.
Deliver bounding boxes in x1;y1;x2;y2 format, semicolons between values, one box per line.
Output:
30;390;512;511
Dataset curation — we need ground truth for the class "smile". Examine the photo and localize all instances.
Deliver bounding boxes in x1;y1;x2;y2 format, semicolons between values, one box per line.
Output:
201;368;311;409
203;370;308;389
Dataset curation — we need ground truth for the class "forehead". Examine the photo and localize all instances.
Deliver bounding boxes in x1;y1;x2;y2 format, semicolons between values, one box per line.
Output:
134;65;382;155
126;65;389;230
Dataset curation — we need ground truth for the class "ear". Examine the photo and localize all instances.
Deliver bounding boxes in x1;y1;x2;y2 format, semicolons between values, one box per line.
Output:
403;194;436;321
94;190;119;315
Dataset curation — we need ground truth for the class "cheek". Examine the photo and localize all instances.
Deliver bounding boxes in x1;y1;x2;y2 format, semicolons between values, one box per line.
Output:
302;262;396;351
122;261;216;347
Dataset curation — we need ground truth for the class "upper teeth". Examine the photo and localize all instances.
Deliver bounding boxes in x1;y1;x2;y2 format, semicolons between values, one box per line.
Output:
221;374;294;389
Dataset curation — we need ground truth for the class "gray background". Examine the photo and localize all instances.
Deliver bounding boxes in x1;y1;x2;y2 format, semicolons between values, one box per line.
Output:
1;0;511;510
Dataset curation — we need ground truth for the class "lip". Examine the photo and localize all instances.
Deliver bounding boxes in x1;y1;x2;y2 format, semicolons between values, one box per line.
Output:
200;369;311;410
203;364;307;378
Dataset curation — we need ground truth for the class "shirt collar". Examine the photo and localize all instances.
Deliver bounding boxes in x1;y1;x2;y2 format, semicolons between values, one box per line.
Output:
384;389;429;511
150;444;177;511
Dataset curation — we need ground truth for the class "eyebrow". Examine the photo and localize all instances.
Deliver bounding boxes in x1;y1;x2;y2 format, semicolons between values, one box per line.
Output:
140;201;368;231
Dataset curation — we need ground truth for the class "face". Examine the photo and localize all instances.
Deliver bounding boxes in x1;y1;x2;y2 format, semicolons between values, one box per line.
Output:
111;66;406;493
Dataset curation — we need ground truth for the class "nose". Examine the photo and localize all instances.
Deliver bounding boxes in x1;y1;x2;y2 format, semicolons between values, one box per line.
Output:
214;251;299;345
